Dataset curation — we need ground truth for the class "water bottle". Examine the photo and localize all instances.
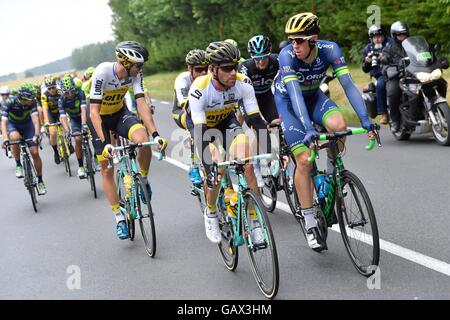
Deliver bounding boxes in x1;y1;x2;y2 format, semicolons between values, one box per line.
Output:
314;172;330;199
224;188;238;218
123;175;133;197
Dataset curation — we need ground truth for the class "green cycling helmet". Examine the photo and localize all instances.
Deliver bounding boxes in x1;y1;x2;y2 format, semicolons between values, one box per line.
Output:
61;75;76;94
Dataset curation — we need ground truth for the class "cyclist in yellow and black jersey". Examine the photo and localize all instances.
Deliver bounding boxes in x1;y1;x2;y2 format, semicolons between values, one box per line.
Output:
87;41;168;240
41;75;63;164
188;41;267;244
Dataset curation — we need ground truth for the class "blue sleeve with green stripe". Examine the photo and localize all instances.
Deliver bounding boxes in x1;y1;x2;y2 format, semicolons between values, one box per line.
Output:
330;44;370;126
278;50;315;131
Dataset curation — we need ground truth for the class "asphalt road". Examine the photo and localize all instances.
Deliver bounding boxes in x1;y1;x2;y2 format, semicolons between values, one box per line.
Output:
1;99;449;300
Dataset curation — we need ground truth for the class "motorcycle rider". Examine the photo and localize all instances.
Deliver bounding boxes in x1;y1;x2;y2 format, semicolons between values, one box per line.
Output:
362;25;392;125
381;21;409;132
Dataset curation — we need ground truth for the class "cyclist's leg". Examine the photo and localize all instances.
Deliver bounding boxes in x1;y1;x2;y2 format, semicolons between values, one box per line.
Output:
86;110;119;206
70;116;84;170
274;92;314;210
116;108;151;176
47;112;59;160
7;124;22;163
312;91;346;174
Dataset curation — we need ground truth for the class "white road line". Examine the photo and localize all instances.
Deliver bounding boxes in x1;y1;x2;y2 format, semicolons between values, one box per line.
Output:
153;151;450;277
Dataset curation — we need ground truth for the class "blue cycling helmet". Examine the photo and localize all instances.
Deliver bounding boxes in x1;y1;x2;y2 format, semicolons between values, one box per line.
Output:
248;35;272;56
17;83;36;101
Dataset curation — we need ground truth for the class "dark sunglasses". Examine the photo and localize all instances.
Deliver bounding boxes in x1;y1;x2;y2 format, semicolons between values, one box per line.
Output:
193;66;208;73
48;86;57;90
288;36;312;45
219;64;238;73
133;63;145;69
64;90;76;96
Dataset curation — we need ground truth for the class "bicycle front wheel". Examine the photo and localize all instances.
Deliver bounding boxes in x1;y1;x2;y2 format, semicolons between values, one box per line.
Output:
281;158;298;215
336;170;380;277
136;176;156;258
243;190;279;299
84;144;97;198
216;191;238;271
24;158;38;213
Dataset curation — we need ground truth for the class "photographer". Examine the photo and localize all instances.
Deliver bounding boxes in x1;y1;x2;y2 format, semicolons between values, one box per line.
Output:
381;21;409;132
362;25;392;124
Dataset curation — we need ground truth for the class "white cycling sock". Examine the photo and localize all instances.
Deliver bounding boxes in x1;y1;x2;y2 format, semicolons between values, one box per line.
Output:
302;207;317;231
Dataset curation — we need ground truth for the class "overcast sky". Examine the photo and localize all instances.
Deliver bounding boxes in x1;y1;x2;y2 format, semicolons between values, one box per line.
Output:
0;0;114;75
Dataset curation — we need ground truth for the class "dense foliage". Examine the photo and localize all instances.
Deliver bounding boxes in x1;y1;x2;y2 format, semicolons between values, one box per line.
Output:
108;0;450;73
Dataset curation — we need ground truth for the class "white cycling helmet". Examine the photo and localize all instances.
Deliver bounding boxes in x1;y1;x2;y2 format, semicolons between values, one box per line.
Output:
0;86;10;95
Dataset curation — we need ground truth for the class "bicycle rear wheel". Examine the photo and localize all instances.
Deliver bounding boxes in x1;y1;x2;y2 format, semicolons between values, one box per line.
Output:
216;191;238;271
136;175;156;257
260;175;277;213
336;170;380;277
243;190;279;299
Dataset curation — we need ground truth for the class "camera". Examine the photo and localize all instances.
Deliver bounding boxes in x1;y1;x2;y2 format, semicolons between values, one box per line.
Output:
370;51;378;68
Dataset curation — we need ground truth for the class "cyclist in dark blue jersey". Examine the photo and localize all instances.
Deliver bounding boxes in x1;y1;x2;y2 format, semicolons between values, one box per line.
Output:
59;75;88;178
1;84;47;194
274;12;375;250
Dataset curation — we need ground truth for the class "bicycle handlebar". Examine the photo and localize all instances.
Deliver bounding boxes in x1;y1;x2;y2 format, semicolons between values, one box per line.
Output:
307;127;381;164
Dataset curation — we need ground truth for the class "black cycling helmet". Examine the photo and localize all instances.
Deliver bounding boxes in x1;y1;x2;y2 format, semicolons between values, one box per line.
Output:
206;41;240;65
247;35;272;56
115;41;149;64
279;40;289;50
390;21;409;38
185;49;208;66
368;25;384;38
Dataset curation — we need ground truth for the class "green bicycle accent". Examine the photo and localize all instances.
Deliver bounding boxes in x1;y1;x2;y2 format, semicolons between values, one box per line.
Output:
112;140;164;258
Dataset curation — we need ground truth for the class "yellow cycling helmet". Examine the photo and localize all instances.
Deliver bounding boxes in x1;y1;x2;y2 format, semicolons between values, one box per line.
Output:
285;12;320;36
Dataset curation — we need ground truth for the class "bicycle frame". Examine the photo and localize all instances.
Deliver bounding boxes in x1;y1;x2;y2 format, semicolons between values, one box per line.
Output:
216;154;273;250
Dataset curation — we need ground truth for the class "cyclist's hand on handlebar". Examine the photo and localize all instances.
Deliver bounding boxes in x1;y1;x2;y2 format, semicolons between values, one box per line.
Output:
154;135;168;151
102;144;114;159
302;128;319;148
206;171;221;189
32;135;41;144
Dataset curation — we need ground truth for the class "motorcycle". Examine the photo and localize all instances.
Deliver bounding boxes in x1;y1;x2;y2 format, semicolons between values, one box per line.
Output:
384;36;450;145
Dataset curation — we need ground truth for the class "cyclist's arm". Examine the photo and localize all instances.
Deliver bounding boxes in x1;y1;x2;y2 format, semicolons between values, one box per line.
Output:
31;102;40;136
89;72;106;143
80;91;87;125
133;71;158;136
189;87;213;175
1;104;8;138
329;44;370;126
58;97;70;132
41;94;49;123
278;51;315;131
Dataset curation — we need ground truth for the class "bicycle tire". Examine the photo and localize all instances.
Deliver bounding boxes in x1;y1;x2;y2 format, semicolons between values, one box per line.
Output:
63;139;72;177
336;170;380;277
260;175;277;213
84;143;97;198
136;175;156;258
281;159;298;215
243;189;279;299
216;191;239;271
24;158;38;213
